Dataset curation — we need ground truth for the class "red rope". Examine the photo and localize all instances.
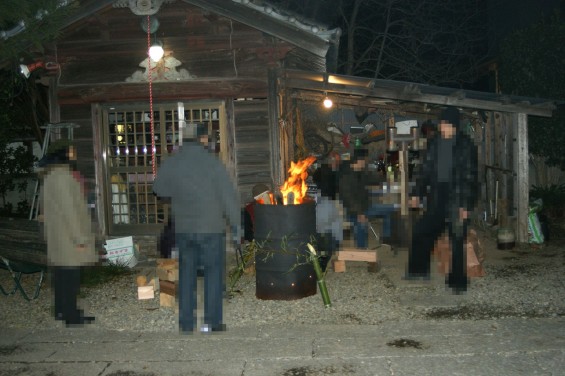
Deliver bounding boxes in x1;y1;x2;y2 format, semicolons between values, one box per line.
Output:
147;15;156;178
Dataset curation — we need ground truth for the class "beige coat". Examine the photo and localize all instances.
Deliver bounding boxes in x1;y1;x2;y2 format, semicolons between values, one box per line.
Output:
42;165;96;266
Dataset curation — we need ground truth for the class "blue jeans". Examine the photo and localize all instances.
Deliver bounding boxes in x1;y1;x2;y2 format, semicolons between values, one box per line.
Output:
176;233;225;332
366;204;397;238
349;215;368;249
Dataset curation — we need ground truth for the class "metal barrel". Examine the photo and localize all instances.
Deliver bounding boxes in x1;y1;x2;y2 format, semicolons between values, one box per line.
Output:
254;202;317;300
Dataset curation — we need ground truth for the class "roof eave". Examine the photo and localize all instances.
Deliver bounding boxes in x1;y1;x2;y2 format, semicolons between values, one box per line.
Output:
282;69;557;118
182;0;338;59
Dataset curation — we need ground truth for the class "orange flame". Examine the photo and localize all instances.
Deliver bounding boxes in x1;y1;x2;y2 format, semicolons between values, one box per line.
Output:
280;156;316;205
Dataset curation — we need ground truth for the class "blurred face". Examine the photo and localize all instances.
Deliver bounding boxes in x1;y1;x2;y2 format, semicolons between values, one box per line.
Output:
198;135;209;147
329;154;340;169
352;158;366;171
68;145;77;161
439;121;456;139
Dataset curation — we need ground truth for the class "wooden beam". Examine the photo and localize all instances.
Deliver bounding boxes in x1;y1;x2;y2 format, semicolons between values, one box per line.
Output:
514;113;529;243
283;78;556;117
56;79;268;104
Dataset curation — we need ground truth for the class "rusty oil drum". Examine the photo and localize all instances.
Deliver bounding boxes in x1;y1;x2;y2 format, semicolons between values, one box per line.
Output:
254;201;317;300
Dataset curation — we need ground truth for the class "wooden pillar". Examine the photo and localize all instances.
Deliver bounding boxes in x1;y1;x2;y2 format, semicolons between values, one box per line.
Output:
268;68;283;186
399;144;408;216
92;103;107;237
495;112;508;225
514;113;529;243
485;112;494;221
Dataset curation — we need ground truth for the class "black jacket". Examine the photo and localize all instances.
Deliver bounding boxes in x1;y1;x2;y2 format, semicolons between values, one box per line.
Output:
338;163;382;216
412;132;479;214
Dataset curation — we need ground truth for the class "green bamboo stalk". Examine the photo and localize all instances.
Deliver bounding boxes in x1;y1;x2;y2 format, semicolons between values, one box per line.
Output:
307;243;331;308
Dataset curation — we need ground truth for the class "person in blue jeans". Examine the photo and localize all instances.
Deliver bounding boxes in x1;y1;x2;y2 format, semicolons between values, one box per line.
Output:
153;124;241;333
338;148;380;249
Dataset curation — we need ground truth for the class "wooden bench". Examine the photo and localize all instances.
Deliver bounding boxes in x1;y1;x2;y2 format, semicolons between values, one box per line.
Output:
0;218;48;300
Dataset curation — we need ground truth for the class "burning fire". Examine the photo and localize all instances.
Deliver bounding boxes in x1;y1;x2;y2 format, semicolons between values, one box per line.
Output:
280;156;316;205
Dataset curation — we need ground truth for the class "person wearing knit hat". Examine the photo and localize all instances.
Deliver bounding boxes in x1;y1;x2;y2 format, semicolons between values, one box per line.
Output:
40;140;96;326
440;106;461;129
338;148;382;249
407;106;478;293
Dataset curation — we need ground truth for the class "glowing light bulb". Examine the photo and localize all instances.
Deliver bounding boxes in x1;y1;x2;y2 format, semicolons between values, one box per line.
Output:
149;43;164;62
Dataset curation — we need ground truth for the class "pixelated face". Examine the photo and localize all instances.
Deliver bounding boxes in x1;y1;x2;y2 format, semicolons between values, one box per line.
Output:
198;135;209;147
352;158;366;171
439;121;456;139
68;145;77;161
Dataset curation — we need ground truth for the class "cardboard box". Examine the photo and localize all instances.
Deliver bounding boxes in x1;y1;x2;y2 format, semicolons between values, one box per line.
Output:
104;236;138;268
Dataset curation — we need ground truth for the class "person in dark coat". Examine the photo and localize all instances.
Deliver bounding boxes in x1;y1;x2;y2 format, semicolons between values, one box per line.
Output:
153;124;241;333
407;107;478;293
312;151;341;200
338;148;380;248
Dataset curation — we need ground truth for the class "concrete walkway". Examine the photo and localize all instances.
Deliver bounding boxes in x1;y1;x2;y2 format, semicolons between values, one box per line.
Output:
1;317;564;375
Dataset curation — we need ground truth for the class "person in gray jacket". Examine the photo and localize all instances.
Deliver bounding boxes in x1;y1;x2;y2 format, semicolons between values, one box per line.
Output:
153;124;241;333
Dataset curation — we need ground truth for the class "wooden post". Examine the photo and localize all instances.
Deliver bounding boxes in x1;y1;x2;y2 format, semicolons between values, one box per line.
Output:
399;143;408;216
514;113;529;243
268;68;284;187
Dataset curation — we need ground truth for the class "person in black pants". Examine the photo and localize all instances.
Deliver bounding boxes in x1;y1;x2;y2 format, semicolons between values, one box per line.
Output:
40;141;96;326
407;107;478;293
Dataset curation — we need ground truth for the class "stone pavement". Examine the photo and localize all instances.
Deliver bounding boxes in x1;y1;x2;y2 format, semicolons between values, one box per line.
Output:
1;317;564;376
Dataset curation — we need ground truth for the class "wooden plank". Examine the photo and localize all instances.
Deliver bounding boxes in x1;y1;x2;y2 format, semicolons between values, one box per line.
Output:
337;250;378;262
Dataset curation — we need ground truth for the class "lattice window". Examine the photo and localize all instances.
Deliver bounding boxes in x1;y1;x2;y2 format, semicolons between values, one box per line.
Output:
103;103;223;234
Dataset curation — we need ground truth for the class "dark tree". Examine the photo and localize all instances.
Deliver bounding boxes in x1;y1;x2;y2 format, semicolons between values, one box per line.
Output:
498;11;565;170
271;0;490;86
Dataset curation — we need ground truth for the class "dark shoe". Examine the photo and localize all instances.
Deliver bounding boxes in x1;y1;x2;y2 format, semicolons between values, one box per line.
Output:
450;286;467;295
65;316;95;327
446;274;469;294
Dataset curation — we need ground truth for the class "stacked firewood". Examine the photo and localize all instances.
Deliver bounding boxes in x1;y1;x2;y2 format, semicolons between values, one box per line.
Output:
156;259;178;308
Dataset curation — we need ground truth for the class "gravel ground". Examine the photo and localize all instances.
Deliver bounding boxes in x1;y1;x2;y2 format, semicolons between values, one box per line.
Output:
1;227;564;331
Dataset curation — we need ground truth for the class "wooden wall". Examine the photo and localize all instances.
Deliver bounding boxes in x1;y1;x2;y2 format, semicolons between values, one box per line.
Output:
232;99;272;204
59;104;96;194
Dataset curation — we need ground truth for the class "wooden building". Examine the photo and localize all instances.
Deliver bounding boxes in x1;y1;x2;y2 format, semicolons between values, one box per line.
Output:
39;0;340;239
9;0;558;247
